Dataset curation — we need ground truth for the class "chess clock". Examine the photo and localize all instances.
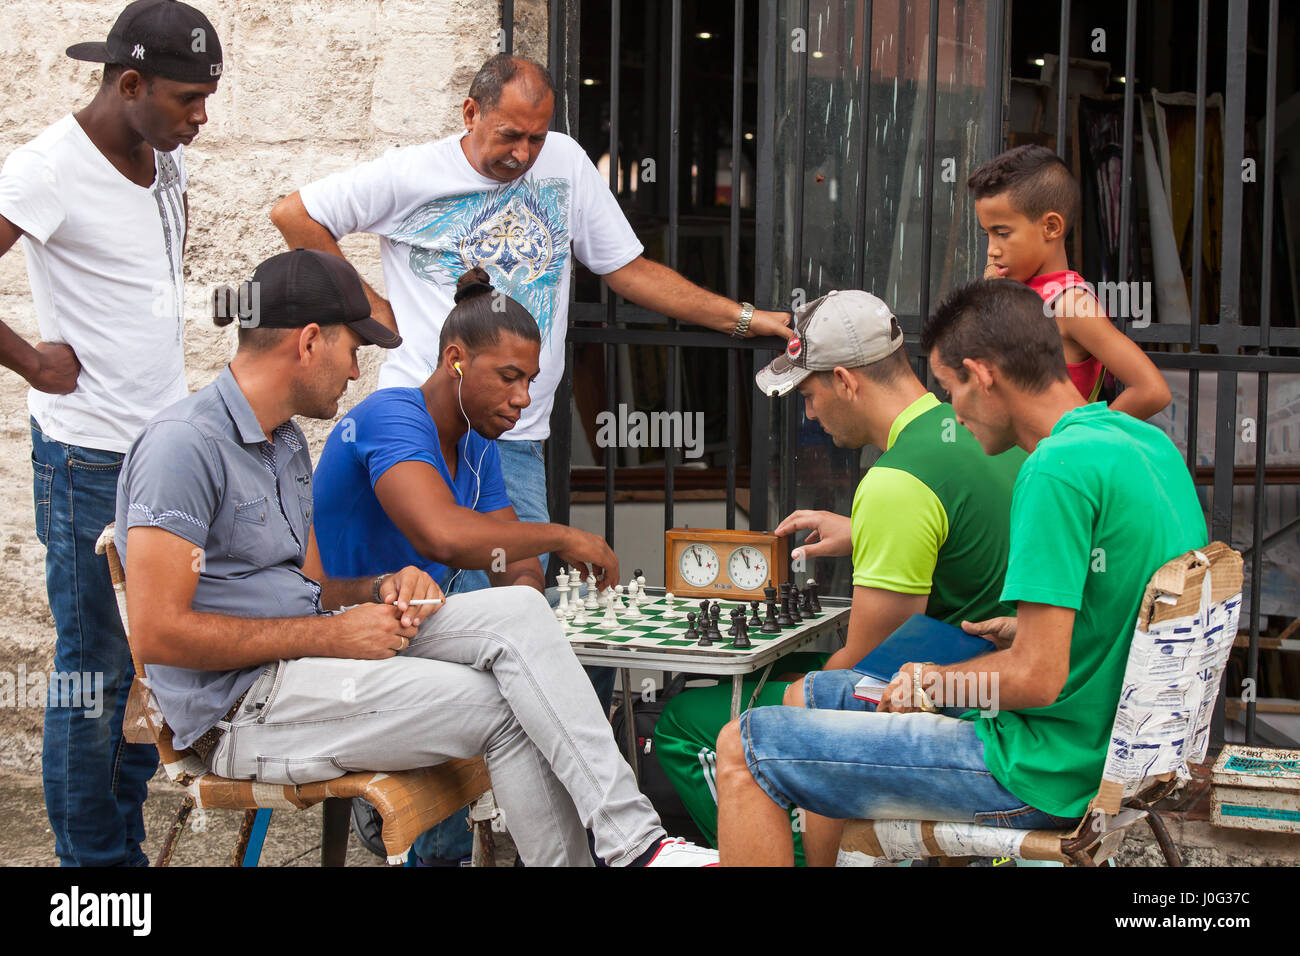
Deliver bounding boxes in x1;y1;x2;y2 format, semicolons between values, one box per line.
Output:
664;528;788;601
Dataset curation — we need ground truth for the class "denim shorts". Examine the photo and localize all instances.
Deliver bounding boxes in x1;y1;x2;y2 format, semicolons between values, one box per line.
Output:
740;669;1079;830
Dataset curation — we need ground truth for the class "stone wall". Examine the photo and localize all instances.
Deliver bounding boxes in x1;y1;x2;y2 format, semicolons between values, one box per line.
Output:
0;0;547;773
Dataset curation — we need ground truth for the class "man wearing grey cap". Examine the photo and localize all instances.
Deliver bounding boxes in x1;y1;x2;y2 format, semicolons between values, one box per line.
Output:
0;0;221;865
654;289;1025;860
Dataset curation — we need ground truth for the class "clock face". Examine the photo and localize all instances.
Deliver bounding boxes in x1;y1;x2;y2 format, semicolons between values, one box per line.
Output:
678;544;720;587
727;545;769;591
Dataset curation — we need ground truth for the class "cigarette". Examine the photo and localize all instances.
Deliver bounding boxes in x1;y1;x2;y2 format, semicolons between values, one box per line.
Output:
408;598;444;606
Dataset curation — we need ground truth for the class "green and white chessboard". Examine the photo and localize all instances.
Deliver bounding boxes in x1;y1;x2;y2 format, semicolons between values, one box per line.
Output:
565;593;832;659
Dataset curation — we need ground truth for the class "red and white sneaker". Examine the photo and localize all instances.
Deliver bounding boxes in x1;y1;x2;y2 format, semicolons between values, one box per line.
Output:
642;837;719;867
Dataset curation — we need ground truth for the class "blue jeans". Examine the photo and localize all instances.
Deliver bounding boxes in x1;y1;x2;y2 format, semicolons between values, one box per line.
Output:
31;418;158;866
741;669;1078;830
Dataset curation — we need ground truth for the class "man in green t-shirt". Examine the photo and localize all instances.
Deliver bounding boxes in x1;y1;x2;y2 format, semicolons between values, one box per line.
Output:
714;279;1206;865
653;289;1025;853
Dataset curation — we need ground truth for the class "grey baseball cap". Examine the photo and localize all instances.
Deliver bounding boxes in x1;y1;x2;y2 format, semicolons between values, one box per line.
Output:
755;290;904;397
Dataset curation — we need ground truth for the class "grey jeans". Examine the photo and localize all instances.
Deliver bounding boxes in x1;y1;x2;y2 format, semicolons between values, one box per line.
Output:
208;585;664;866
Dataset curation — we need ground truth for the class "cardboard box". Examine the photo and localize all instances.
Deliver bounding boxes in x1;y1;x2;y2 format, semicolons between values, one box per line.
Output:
1210;745;1300;834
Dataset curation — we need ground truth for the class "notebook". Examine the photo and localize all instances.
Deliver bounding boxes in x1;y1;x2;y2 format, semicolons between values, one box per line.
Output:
852;614;997;704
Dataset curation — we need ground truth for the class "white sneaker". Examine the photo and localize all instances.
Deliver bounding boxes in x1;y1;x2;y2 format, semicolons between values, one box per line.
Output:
642;837;719;867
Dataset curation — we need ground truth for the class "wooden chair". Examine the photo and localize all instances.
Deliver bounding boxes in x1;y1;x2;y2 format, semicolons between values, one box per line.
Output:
97;524;491;866
838;542;1243;867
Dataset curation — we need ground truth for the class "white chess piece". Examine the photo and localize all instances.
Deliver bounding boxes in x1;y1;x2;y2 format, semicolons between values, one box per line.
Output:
600;588;621;628
662;592;676;621
556;569;570;618
554;605;569;633
636;574;648;605
572;600;588;626
614;584;626;611
585;574;600;610
569;574;582;618
624;580;642;619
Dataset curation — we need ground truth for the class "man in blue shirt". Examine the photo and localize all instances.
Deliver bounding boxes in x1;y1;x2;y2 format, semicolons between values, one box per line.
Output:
313;268;623;863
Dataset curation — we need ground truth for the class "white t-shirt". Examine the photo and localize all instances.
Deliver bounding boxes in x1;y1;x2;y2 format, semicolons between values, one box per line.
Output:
0;114;189;453
300;131;642;440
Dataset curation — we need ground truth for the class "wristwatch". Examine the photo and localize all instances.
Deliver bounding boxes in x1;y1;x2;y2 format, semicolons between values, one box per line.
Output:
731;301;755;339
372;574;389;603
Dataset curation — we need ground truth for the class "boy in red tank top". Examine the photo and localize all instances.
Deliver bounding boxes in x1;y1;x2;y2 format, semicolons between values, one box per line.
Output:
967;145;1170;418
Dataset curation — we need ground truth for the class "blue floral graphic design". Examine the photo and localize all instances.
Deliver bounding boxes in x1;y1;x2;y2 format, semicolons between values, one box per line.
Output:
389;177;571;343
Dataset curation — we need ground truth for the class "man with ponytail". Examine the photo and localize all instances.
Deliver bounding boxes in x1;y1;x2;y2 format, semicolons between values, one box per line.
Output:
118;250;717;867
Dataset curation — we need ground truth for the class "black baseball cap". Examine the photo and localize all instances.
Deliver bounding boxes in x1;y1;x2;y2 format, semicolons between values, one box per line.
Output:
67;0;224;84
248;249;402;349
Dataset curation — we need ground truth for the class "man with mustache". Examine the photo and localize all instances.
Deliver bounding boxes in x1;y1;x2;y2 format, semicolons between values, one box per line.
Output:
0;0;221;866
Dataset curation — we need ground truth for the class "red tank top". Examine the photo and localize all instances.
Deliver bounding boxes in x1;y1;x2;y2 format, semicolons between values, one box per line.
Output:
1026;270;1106;402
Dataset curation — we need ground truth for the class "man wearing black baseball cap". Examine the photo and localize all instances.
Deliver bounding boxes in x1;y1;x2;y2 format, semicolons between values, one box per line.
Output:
0;0;221;865
110;249;719;868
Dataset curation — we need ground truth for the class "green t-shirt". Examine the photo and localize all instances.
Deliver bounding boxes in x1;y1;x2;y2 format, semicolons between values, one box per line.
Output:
850;393;1025;625
975;403;1208;818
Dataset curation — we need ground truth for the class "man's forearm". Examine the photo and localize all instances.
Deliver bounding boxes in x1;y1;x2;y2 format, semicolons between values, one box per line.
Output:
270;193;396;332
138;608;339;670
921;648;1049;713
0;321;39;381
419;514;573;571
320;574;380;611
603;258;742;333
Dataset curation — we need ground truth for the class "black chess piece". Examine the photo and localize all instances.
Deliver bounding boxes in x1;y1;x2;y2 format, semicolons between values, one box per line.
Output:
709;604;723;640
684;611;699;642
789;587;804;622
806;578;822;614
777;594;795;627
764;585;778;607
761;598;781;634
732;617;752;649
699;599;711;626
729;607;742;637
798;587;813;619
748;601;762;628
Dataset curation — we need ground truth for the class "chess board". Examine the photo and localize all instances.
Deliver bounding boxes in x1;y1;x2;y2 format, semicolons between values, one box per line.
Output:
564;593;835;660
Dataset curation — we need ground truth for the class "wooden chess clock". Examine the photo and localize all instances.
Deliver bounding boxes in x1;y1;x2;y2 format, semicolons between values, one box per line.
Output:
664;528;788;601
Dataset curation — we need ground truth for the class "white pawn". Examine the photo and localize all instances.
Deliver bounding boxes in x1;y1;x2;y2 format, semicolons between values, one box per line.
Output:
662;592;676;621
636;574;648;605
600;588;621;628
614;584;626;611
572;601;588;627
584;574;600;610
624;580;642;619
554;605;569;633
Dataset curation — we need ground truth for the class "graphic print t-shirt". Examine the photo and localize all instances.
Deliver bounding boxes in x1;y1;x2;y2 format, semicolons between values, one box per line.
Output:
300;131;643;440
0;114;188;452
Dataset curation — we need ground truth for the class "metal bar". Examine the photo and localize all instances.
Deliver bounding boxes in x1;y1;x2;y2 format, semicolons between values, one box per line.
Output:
1116;0;1137;288
852;1;874;290
1124;352;1300;374
917;0;939;335
552;341;574;528
1246;0;1280;746
1247;372;1267;745
752;0;778;531
604;2;619;544
726;0;745;531
984;0;1007;159
1055;0;1070;156
1187;0;1209;475
785;0;810;525
1259;0;1278;349
665;0;682;532
501;0;514;55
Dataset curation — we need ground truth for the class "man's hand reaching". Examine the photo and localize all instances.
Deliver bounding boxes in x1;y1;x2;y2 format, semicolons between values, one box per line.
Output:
775;509;852;562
